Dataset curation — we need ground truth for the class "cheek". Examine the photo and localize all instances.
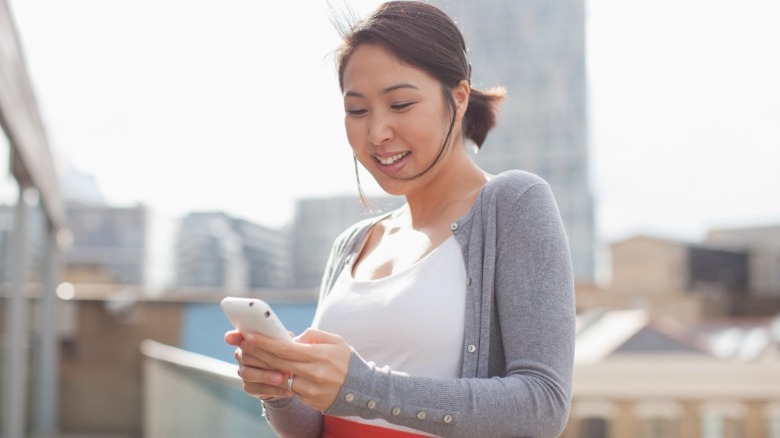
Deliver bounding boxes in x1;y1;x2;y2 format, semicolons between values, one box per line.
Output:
345;121;380;171
344;119;366;151
405;118;439;149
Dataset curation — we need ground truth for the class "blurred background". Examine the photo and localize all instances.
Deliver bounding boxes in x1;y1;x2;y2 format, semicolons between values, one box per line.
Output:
1;0;779;437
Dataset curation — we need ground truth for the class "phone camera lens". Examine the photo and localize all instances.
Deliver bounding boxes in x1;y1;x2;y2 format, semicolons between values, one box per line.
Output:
264;310;271;318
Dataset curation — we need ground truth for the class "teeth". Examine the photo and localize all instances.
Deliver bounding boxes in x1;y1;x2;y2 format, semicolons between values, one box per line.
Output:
377;152;409;165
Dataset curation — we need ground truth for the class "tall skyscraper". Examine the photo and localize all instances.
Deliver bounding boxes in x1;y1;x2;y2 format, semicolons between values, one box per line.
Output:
431;0;596;282
175;211;289;291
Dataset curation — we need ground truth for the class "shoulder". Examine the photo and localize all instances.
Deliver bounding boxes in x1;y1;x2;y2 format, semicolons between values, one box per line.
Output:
481;170;551;205
334;216;379;251
331;212;390;258
319;213;388;299
463;170;562;234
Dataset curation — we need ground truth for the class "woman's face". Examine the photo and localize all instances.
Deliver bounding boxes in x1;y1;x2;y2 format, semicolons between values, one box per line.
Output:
341;44;461;196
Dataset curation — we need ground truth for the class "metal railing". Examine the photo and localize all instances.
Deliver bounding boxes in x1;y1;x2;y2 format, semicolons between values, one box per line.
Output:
140;340;277;438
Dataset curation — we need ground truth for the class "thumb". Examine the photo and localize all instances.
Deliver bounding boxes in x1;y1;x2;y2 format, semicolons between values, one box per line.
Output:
295;328;343;345
224;330;244;346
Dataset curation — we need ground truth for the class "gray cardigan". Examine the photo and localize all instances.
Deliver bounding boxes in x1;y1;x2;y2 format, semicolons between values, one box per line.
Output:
263;171;576;438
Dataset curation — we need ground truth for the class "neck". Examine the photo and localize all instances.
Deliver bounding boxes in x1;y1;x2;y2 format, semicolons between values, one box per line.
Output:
403;149;487;229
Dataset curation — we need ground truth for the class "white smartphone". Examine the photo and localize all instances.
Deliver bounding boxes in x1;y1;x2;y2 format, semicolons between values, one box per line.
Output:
220;297;293;342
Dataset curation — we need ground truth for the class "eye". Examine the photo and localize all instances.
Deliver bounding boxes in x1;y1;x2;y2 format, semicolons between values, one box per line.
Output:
391;101;415;111
345;108;367;117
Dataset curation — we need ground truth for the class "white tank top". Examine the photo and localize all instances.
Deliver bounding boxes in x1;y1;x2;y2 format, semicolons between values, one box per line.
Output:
312;235;467;434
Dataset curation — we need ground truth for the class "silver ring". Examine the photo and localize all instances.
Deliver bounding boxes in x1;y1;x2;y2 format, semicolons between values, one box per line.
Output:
286;374;295;392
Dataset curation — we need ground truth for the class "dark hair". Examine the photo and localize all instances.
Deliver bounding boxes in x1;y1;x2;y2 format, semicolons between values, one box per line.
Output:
334;1;505;149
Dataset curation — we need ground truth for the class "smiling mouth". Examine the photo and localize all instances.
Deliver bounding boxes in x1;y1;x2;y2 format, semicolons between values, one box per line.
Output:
376;151;410;165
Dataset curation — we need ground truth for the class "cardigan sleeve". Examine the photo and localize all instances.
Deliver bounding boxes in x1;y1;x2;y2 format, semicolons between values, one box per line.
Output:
322;182;576;438
262;396;322;438
493;182;576;435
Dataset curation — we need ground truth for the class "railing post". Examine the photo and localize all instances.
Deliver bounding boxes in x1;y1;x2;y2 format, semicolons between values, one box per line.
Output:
2;185;31;438
33;223;63;436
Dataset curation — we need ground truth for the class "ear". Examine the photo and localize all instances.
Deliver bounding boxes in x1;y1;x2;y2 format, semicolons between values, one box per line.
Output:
452;80;470;122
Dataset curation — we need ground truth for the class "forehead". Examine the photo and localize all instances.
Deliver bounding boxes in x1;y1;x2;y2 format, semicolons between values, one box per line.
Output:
342;44;437;95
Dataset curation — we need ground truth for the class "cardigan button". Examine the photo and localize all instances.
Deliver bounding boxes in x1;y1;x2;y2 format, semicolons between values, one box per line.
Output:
467;344;477;353
417;411;427;420
345;393;355;402
367;400;376;409
466;276;472;286
392;407;401;416
450;223;459;231
444;414;454;424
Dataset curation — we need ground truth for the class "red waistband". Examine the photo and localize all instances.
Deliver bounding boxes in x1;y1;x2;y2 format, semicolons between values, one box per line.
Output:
322;415;429;438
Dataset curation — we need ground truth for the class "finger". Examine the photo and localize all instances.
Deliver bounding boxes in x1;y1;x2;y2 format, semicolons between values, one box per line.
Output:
236;357;295;400
225;330;244;346
234;347;277;371
237;338;285;368
277;372;341;412
242;333;307;363
239;332;351;413
240;346;298;376
235;353;295;400
237;362;287;387
241;331;349;381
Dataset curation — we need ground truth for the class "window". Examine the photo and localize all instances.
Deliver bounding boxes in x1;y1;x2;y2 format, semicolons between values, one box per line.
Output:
573;400;616;438
766;403;780;438
580;417;610;438
635;401;682;438
639;418;680;438
771;416;780;438
700;402;747;438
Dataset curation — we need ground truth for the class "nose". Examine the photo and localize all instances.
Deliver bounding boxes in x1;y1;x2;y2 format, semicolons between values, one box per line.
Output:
367;114;393;146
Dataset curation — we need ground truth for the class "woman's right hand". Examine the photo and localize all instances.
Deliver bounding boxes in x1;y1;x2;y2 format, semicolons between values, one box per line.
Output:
225;330;295;400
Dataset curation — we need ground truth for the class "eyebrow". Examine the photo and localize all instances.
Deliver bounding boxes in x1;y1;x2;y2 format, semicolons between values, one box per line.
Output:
344;83;419;98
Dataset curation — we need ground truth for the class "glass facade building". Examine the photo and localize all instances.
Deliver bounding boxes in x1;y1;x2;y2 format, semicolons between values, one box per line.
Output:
431;0;596;282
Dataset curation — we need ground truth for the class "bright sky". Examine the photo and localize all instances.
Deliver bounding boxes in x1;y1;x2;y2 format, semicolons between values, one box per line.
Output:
8;0;780;248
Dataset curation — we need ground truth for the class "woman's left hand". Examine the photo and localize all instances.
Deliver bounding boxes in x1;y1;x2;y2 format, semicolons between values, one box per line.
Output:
240;327;352;412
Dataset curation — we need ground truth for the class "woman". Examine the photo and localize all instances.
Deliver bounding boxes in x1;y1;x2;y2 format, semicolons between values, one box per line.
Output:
225;2;575;437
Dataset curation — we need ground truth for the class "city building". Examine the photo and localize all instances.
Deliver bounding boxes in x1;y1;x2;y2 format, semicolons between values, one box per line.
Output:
60;163;107;206
430;0;597;282
57;165;148;285
64;203;147;285
0;202;46;283
577;233;780;323
175;211;289;291
564;309;780;438
289;195;403;288
707;225;780;298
